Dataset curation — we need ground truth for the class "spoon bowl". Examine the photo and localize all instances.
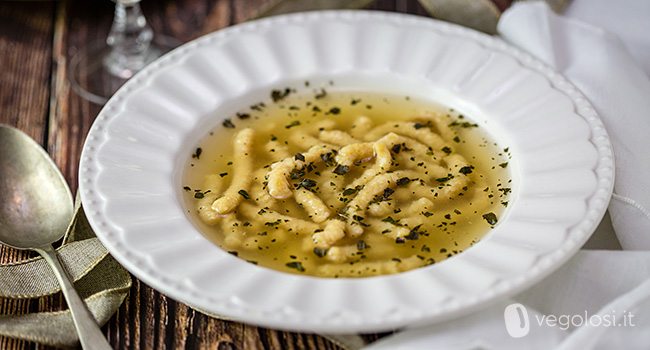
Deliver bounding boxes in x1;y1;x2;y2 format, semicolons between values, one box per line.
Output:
0;125;111;349
0;126;73;249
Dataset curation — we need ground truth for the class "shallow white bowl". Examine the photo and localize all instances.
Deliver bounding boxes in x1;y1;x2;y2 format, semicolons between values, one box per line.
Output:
79;10;614;333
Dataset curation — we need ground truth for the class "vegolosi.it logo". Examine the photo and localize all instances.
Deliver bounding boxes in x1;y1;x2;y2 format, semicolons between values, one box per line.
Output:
504;303;530;338
504;303;636;338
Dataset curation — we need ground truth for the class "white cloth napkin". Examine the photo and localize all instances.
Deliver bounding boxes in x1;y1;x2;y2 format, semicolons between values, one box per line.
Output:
564;0;650;76
364;1;650;349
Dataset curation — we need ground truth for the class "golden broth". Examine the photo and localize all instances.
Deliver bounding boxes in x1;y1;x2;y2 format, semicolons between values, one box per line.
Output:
183;86;511;278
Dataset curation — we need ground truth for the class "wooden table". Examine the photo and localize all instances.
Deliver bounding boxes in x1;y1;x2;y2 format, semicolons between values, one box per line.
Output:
0;1;508;348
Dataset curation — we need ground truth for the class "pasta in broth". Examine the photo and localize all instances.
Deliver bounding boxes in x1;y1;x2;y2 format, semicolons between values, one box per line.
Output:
183;87;512;278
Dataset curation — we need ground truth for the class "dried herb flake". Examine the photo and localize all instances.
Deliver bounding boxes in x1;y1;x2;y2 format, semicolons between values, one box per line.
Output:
414;121;431;130
286;261;305;272
222;119;235;128
382;216;400;224
357;240;368;250
333;165;349;175
285;121;301;129
192;148;203;159
313;247;328;258
482;212;498;225
459;166;474;175
396;177;411;186
271;88;292;102
299;178;317;189
315;88;327;99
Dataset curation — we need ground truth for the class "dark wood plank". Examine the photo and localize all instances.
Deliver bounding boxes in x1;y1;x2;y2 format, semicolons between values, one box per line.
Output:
54;0;110;193
0;2;53;141
0;2;66;350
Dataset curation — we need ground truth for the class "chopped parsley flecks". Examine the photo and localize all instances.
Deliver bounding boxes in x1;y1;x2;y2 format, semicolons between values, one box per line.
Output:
185;88;512;278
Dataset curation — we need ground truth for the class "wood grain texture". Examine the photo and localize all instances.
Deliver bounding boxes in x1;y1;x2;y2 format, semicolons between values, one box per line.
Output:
0;0;455;348
0;3;68;350
0;2;53;142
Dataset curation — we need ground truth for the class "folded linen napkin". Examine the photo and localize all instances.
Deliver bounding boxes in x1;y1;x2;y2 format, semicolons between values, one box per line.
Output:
363;1;650;349
0;197;131;347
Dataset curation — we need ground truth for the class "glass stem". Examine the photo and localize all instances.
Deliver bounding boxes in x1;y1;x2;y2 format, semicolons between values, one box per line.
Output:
103;0;155;79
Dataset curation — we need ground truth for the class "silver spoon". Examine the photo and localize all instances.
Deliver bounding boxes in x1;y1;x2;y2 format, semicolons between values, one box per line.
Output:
0;125;112;349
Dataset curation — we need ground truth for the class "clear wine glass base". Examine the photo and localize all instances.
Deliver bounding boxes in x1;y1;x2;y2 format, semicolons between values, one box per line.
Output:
69;36;178;105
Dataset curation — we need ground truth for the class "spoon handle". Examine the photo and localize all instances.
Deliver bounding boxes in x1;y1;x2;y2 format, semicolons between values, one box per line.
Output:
36;245;113;350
